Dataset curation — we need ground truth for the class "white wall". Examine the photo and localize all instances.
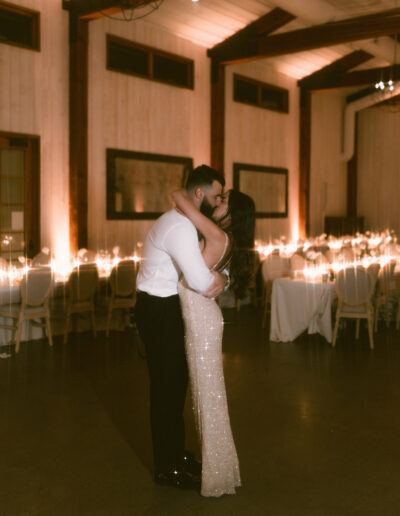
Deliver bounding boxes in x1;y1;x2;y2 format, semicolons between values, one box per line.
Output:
225;61;299;242
309;90;400;238
88;24;301;251
88;17;211;254
0;4;302;256
309;90;348;236
357;106;400;236
0;0;70;258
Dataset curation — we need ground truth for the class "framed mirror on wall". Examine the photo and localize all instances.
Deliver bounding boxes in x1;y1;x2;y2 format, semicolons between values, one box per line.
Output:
233;163;288;218
106;149;193;220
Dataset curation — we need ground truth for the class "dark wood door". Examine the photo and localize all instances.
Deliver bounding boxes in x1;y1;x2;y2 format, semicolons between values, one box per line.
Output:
0;133;40;260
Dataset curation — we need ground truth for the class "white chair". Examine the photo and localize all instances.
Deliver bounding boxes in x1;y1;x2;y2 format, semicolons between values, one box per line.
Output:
64;264;99;344
339;247;355;263
261;255;290;328
290;253;307;272
32;252;51;266
314;252;328;265
374;261;397;331
324;250;336;264
384;242;400;257
106;260;137;336
367;263;381;288
78;249;97;264
0;267;53;353
332;266;376;350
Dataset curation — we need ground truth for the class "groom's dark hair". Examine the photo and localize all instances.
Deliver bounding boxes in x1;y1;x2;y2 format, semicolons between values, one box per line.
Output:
186;164;225;192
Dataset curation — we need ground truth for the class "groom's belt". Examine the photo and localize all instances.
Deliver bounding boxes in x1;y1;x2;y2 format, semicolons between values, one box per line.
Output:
137;290;179;300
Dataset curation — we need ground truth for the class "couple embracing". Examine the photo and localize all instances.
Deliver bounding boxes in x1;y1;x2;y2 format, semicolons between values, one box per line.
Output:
135;165;255;497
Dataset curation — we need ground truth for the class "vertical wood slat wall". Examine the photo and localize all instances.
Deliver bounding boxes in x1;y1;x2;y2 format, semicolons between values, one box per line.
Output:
87;17;212;254
225;62;299;242
309;90;348;236
0;0;70;257
3;1;398;252
357;107;400;236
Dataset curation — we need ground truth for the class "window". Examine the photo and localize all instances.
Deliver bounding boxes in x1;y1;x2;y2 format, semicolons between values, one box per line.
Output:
107;34;194;90
233;74;288;113
0;133;40;260
0;2;40;51
108;39;149;77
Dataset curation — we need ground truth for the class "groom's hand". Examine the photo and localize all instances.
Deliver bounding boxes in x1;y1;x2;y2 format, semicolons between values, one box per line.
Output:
204;271;228;298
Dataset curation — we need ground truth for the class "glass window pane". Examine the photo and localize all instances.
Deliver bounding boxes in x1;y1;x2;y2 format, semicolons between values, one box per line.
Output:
108;41;149;77
0;250;24;262
0;206;24;231
1;177;24;203
0;232;24;252
0;149;25;176
11;232;25;251
153;54;189;87
261;87;287;112
0;9;33;47
1;207;12;231
234;78;258;106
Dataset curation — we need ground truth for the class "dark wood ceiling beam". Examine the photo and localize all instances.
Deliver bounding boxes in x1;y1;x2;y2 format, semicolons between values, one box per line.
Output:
209;7;295;175
207;8;295;63
298;50;373;90
346;86;376;103
258;8;400;58
63;0;123;19
305;64;400;91
212;8;400;64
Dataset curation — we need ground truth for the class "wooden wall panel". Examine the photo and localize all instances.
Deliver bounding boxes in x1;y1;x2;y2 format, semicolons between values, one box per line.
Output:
225;61;299;242
0;0;70;258
357;107;400;236
87;18;211;254
309;90;347;236
0;3;302;254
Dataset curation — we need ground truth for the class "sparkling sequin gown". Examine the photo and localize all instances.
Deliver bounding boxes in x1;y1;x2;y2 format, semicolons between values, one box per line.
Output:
177;234;241;497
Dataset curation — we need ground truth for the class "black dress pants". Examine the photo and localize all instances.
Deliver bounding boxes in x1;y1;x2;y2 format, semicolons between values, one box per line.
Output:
135;291;188;475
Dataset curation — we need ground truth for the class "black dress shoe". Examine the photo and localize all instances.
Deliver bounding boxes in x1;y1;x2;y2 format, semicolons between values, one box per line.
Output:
180;451;202;476
155;468;200;491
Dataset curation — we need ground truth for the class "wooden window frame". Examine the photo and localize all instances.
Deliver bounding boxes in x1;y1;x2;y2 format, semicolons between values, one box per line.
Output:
0;131;40;258
233;73;289;114
106;148;193;220
106;34;194;90
233;162;288;218
0;1;40;51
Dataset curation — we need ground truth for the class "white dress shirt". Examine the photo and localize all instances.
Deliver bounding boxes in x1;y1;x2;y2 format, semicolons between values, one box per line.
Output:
136;209;215;297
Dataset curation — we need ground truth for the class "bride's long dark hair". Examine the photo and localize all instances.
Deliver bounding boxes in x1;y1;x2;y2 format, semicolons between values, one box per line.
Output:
223;190;256;300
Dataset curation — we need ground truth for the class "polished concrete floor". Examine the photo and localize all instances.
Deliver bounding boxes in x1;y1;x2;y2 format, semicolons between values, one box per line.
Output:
1;308;400;516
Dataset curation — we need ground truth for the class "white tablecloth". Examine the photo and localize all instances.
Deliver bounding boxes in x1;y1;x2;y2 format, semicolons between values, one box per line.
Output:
270;277;336;343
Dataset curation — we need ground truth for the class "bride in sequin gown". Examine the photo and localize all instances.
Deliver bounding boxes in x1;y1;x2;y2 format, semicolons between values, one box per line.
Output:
172;189;255;497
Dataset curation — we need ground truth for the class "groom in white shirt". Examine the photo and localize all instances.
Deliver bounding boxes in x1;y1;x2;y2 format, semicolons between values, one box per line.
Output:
135;165;227;490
